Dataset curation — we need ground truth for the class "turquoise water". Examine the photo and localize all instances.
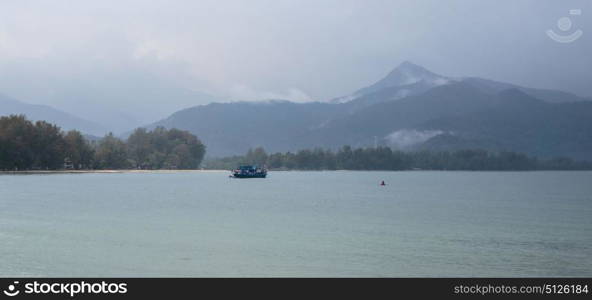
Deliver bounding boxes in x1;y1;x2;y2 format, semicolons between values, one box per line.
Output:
1;171;591;277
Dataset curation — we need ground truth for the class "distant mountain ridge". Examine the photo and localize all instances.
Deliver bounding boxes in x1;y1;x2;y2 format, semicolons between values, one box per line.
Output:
416;89;592;159
461;77;590;104
149;100;343;157
334;61;589;107
0;93;107;135
145;62;592;160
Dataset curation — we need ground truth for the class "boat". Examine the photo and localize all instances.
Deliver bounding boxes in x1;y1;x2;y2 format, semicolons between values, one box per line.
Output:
231;165;267;178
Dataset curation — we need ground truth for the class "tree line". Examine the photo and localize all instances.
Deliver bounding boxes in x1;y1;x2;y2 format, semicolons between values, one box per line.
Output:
0;115;205;170
203;146;592;171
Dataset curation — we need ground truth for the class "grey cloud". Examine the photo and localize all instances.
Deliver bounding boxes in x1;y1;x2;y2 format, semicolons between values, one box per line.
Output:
0;0;590;132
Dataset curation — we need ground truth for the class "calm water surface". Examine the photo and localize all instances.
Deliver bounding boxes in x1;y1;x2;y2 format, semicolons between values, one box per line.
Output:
1;171;591;277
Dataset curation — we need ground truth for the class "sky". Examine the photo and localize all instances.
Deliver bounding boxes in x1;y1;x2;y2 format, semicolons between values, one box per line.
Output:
0;0;590;130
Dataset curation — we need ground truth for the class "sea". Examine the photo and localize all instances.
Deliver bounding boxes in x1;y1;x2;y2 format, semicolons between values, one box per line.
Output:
1;171;591;277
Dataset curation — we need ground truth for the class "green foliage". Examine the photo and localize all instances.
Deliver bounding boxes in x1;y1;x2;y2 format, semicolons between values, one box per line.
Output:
0;115;75;170
94;133;130;169
63;130;95;169
0;115;35;170
127;127;206;169
204;146;592;171
245;147;268;166
0;115;206;170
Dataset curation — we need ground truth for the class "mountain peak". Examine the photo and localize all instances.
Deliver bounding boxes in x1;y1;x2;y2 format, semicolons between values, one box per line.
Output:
352;61;450;98
396;61;428;72
331;61;452;104
385;61;441;84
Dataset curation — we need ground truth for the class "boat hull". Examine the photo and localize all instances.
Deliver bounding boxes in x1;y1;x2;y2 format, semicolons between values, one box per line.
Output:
232;173;267;178
231;165;267;178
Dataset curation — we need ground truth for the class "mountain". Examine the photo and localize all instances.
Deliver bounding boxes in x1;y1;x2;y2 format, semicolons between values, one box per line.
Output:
332;61;452;107
313;82;500;148
415;89;592;160
148;100;344;157
146;62;592;160
319;85;592;160
462;77;590;104
355;61;451;95
0;64;226;134
0;93;107;135
334;61;589;110
44;87;223;134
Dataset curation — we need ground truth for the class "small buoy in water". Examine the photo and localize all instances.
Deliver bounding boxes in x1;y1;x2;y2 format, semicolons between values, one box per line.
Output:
380;180;386;186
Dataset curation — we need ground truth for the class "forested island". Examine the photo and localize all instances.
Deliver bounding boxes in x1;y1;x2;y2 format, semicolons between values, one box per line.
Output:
0;115;205;170
203;146;592;171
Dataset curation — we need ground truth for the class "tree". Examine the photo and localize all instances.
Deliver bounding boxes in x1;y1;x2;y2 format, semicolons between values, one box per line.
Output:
245;147;268;166
95;133;129;169
203;145;591;171
125;127;206;169
64;130;94;169
0;115;36;170
127;128;152;168
0;116;207;171
31;121;65;169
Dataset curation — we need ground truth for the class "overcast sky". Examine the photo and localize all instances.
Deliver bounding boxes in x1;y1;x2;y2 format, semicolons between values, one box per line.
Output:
0;0;590;127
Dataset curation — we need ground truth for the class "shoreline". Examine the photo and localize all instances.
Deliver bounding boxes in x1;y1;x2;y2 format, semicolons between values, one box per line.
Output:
0;169;229;174
1;169;591;175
